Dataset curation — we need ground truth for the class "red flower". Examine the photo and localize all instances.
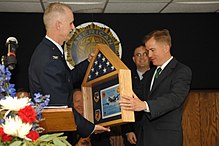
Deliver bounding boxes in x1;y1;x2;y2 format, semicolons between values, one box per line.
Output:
18;106;37;123
2;134;13;142
26;130;40;141
0;127;4;136
0;127;13;142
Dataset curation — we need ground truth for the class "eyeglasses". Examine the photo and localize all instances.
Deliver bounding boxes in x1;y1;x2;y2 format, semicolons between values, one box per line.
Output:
135;52;148;57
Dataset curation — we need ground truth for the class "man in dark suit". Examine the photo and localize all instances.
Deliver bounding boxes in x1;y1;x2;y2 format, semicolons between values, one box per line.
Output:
122;44;150;146
120;29;192;146
28;2;110;138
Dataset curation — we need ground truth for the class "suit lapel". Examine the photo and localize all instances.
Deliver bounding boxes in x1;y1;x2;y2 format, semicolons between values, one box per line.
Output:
149;58;178;95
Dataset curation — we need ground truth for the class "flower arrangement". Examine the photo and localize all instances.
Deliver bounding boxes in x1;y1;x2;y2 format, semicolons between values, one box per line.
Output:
0;64;72;146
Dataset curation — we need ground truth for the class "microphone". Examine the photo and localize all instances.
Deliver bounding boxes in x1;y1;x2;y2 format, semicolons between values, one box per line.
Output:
4;37;18;70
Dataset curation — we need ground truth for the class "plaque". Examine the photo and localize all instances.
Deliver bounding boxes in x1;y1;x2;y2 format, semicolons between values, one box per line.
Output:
82;44;134;126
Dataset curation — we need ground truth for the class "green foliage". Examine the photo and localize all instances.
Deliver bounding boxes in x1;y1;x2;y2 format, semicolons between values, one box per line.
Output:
0;133;72;146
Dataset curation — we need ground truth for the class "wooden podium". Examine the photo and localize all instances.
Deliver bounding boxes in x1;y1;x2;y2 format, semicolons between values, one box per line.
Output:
39;108;77;133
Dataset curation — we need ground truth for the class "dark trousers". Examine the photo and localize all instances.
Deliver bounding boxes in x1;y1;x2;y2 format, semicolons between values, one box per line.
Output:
90;132;111;146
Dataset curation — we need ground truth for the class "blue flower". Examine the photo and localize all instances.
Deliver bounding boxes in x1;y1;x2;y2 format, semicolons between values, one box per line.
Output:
32;93;50;120
0;64;15;98
0;118;5;125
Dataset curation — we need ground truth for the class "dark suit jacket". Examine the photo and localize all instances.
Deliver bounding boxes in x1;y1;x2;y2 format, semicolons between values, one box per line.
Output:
137;58;192;146
29;38;94;137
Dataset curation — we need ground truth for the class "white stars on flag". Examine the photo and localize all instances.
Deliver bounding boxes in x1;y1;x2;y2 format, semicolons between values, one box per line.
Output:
88;52;116;81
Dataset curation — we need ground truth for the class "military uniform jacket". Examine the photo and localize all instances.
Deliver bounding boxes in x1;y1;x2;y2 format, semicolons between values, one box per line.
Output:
29;38;94;137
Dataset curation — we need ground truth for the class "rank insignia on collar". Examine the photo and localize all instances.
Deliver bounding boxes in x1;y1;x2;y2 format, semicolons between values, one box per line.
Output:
52;56;59;60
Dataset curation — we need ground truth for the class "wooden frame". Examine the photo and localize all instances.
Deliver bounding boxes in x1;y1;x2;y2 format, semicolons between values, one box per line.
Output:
39;108;76;133
82;44;134;126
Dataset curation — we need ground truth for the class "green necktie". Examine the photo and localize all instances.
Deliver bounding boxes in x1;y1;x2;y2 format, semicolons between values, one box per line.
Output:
154;67;162;79
151;67;162;90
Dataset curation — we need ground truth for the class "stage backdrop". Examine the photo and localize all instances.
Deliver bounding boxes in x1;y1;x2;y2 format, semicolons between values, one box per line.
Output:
0;13;218;90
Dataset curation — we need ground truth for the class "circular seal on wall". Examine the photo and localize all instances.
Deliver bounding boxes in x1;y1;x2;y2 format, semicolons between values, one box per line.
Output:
64;22;122;69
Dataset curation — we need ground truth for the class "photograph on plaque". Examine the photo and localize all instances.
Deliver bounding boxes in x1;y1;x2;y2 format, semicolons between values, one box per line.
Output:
100;84;121;119
92;77;122;124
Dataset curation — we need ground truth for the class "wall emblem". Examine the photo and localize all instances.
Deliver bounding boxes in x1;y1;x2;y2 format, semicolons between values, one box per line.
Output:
64;22;122;69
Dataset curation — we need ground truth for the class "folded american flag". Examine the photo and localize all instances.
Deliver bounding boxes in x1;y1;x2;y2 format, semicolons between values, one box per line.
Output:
87;52;115;81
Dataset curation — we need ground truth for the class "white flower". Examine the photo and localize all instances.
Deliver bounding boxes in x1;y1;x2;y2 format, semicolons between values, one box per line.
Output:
2;115;32;139
0;96;30;111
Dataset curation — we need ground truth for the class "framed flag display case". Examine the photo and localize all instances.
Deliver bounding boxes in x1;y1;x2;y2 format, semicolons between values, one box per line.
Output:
82;44;134;126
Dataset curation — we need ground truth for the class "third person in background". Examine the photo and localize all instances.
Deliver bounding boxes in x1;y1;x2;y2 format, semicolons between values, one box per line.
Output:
122;44;150;145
